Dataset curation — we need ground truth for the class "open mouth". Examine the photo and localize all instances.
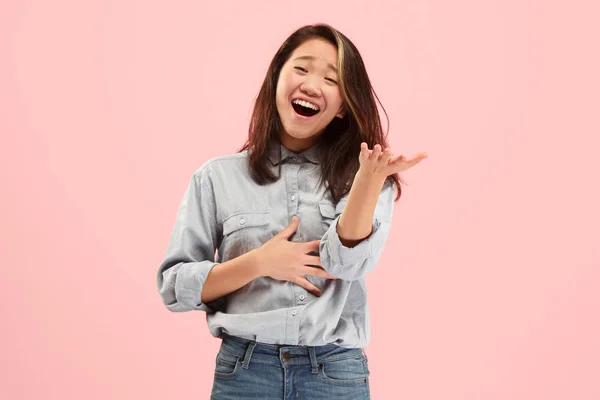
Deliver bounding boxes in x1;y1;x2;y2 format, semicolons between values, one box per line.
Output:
292;99;320;117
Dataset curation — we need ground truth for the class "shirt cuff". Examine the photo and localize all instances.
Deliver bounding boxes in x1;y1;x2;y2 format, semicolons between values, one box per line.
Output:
171;261;218;312
320;216;384;279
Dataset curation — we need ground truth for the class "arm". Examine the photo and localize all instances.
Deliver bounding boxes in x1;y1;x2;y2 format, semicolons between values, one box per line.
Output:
200;252;261;303
336;169;387;247
158;164;335;311
319;176;395;281
319;142;428;281
157;166;261;312
157;167;219;312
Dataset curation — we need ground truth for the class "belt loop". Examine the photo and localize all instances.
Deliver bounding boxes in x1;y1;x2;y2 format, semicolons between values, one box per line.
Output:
308;346;319;374
241;341;257;370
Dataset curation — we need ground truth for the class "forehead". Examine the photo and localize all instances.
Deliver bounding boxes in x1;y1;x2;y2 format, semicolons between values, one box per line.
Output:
289;38;338;68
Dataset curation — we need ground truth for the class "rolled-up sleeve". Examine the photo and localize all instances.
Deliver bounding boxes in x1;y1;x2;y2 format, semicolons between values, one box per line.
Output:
157;165;220;312
319;179;395;281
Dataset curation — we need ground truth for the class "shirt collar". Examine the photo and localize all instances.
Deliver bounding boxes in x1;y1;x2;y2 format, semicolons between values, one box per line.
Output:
267;139;321;166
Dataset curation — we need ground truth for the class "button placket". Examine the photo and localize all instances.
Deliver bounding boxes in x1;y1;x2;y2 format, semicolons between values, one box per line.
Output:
285;304;301;344
285;163;300;228
285;162;303;336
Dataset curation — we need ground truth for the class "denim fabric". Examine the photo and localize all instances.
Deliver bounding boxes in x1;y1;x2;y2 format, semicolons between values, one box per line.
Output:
158;141;395;347
210;334;371;400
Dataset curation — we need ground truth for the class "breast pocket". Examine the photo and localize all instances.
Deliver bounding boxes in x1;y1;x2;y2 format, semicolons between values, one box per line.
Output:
221;210;271;257
318;201;336;235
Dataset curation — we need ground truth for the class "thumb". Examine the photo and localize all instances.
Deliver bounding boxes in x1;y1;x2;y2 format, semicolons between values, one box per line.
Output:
278;216;299;239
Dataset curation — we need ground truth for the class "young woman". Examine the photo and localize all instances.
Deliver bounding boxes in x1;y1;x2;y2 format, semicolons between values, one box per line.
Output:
157;23;427;399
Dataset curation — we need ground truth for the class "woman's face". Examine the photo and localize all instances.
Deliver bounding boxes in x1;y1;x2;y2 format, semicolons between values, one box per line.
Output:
275;38;345;152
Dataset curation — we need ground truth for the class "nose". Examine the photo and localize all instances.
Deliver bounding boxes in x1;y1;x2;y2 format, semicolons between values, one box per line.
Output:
300;78;321;97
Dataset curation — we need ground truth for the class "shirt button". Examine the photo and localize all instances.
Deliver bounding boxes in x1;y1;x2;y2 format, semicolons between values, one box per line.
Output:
292;309;298;316
291;195;296;201
239;218;245;225
299;295;305;301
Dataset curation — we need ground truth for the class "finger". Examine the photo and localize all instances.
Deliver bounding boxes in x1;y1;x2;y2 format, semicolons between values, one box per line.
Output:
303;255;322;266
390;152;427;165
303;266;338;280
389;154;406;165
403;157;426;169
370;144;382;160
293;277;323;296
389;154;425;172
278;215;299;239
359;142;369;160
303;239;321;252
380;147;393;164
400;153;428;166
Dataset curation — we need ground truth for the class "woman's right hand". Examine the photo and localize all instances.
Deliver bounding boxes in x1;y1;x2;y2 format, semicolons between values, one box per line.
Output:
251;216;338;296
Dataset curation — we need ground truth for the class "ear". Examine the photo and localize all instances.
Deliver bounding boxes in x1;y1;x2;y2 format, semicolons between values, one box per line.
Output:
335;106;346;119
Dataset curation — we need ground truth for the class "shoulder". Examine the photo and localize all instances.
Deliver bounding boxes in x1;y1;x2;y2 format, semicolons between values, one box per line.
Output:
191;150;250;182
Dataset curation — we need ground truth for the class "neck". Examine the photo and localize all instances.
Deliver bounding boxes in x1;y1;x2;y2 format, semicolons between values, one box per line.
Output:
281;133;320;153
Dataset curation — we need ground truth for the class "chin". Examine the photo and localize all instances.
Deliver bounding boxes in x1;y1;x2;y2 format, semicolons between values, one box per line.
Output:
286;130;316;139
280;127;322;149
283;126;321;140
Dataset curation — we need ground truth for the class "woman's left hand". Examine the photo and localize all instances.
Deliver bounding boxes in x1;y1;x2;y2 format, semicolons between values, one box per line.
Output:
358;142;428;178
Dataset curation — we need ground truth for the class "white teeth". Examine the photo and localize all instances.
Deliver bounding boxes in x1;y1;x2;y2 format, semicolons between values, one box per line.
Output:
292;99;320;111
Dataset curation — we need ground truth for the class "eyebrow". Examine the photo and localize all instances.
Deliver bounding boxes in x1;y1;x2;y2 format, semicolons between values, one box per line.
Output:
293;55;338;73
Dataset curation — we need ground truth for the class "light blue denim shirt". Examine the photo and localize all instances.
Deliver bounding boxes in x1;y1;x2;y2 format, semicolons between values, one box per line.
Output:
157;142;395;348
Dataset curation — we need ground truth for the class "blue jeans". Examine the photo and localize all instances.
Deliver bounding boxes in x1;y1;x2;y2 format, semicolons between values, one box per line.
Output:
210;334;371;399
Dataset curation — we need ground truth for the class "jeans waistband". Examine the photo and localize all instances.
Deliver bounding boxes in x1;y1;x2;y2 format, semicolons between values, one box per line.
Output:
219;334;366;374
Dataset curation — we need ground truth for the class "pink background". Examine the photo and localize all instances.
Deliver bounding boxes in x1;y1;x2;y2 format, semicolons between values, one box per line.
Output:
1;0;599;399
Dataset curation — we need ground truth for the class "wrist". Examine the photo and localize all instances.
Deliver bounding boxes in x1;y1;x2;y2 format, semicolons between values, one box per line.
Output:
246;248;264;278
355;168;387;188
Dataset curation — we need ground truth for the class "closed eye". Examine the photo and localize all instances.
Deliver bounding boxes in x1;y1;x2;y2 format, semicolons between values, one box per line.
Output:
294;66;308;73
325;77;338;84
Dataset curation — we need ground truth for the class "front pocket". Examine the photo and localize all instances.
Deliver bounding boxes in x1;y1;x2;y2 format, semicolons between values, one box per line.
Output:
220;210;272;257
318;357;370;384
318;201;336;234
222;210;271;236
214;352;242;380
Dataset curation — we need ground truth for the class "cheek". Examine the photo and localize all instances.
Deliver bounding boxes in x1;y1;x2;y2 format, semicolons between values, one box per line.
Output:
275;83;289;110
276;77;294;103
277;69;293;88
325;89;343;113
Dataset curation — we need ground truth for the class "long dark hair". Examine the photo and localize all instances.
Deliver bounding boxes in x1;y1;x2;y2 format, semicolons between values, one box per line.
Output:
239;23;403;203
